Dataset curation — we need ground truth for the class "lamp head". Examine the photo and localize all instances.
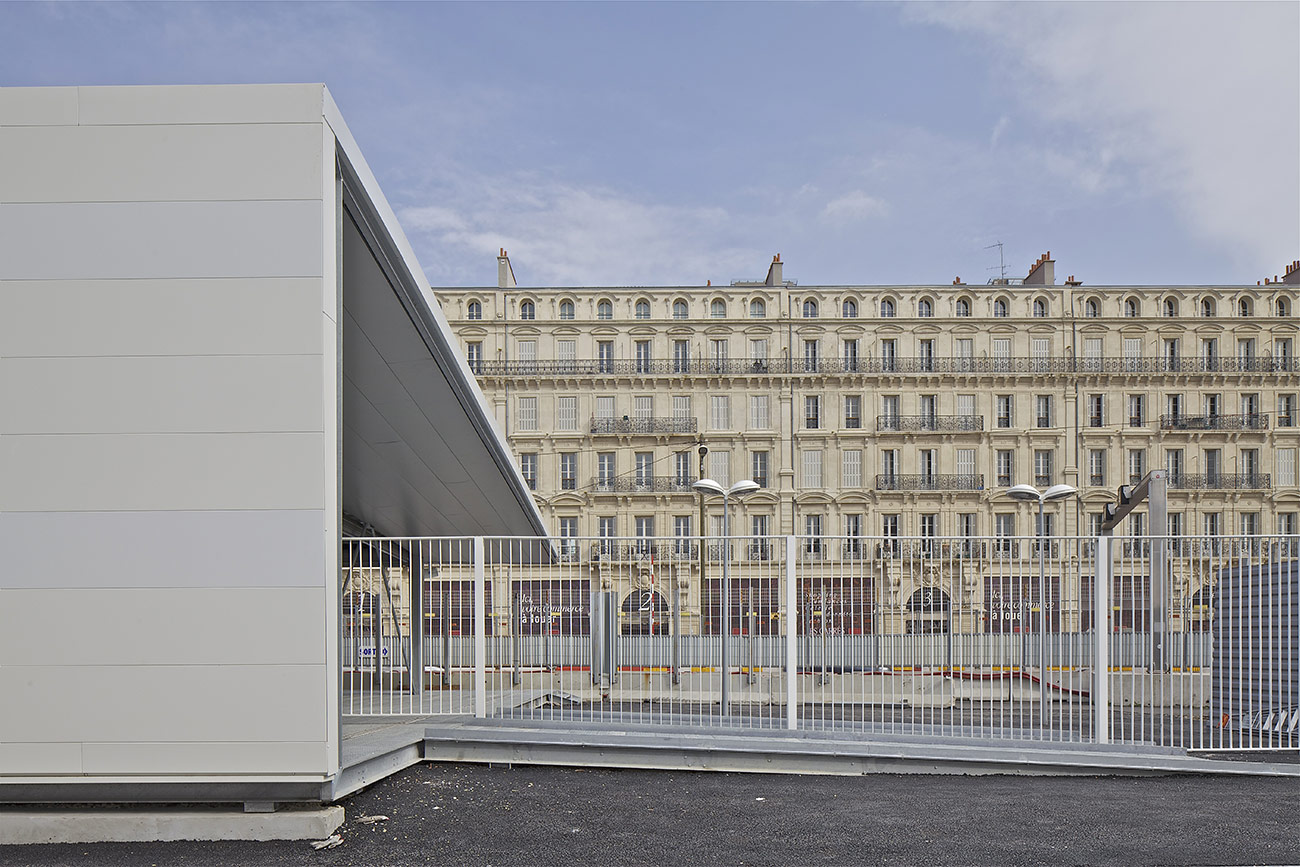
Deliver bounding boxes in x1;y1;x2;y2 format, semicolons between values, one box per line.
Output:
1005;484;1042;502
728;480;760;498
1043;483;1079;502
692;478;725;497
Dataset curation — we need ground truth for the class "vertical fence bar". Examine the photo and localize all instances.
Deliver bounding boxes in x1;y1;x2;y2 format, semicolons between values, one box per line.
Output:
474;535;487;719
1094;534;1111;744
785;534;797;731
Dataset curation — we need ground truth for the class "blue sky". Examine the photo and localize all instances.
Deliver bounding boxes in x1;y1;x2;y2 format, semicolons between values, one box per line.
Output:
3;1;1296;288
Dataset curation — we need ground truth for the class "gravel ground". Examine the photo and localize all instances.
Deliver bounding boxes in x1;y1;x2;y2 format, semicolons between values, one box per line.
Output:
2;761;1298;866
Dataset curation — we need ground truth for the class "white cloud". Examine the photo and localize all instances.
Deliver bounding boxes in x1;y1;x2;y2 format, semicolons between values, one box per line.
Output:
911;2;1300;271
400;175;764;287
822;191;890;221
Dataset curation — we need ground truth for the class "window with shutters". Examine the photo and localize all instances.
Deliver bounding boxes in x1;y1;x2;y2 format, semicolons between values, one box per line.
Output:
996;450;1014;487
803;339;819;372
842;449;862;488
557;396;577;431
1129;449;1146;483
673;395;692;421
517;397;538;431
751;451;769;487
635;340;652;373
1280;394;1296;427
560;453;577;490
595;396;615;420
708;450;731;486
956;394;975;419
465;341;483;373
996;395;1013;428
918;339;934;371
557;339;576;365
1279;449;1296;487
1032;337;1050;370
750;338;769;370
993;338;1012;372
674;451;693;486
1088;394;1104;427
956;338;974;360
881;395;900;429
803;450;824;488
1089;449;1106;486
750;394;770;429
710;395;730;430
520;453;537;489
517;339;537;372
956;448;975;479
880;449;898;479
844;395;861;429
597;453;615;485
804;515;824;553
1128;394;1145;427
597;340;614;373
1084;338;1103;370
672;339;690;373
918;449;937;481
1034;450;1053;486
1036;395;1052;428
634;395;653;420
805;395;821;429
635;452;653;487
880;339;897;371
843;338;859;371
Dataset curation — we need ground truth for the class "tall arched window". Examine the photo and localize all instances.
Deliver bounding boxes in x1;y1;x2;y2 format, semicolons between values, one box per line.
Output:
881;298;896;318
597;299;613;320
1033;298;1047;318
802;299;818;318
467;300;482;320
1125;298;1139;318
673;299;689;319
842;298;858;318
559;300;575;320
955;298;970;317
710;298;727;318
1279;297;1291;317
1200;297;1215;317
1164;297;1178;317
993;298;1008;318
917;298;933;317
635;299;651;319
1238;297;1252;317
749;298;766;318
520;300;535;320
1085;298;1100;318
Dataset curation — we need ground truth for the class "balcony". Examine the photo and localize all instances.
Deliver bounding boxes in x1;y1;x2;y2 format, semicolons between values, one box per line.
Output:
590;542;698;562
1168;473;1271;490
876;415;984;432
591;476;697;493
472;356;1300;378
590;417;698;435
1159;414;1269;431
875;473;984;491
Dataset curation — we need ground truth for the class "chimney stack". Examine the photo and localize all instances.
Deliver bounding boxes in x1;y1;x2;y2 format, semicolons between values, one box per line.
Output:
497;248;516;289
1281;259;1300;285
765;254;783;287
1024;251;1055;286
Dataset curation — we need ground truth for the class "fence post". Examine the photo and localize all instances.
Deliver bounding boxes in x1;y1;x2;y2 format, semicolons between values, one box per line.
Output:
785;534;798;731
1094;534;1111;744
474;536;487;719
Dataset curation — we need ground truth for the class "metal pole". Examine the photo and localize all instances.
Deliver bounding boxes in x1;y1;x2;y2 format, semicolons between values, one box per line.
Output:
1039;498;1048;731
721;493;731;716
1095;533;1112;744
411;560;424;706
1148;469;1169;672
671;562;681;686
785;534;797;730
473;536;487;719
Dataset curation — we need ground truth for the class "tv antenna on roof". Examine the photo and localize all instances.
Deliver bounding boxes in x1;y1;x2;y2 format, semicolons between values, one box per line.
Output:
985;241;1008;280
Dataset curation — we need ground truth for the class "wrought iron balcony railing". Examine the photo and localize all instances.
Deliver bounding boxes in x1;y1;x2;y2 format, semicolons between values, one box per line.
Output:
1167;473;1271;490
590;542;698;561
874;473;984;491
876;415;984;432
589;417;698;434
472;356;1300;378
1159;413;1270;431
591;476;697;493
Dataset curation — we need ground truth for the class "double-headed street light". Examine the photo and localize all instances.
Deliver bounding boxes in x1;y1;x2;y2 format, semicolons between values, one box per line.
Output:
692;478;759;715
1004;483;1078;730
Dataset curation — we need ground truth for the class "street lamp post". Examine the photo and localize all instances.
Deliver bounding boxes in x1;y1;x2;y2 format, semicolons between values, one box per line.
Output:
1004;482;1078;732
692;477;759;716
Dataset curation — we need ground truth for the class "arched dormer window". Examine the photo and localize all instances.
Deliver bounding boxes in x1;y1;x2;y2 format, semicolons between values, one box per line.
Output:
1033;298;1048;318
749;298;766;318
1125;297;1139;318
955;297;971;317
1085;298;1100;318
672;299;689;319
519;299;536;320
467;300;482;320
559;299;575;320
993;297;1008;318
597;299;613;320
710;298;727;318
880;298;896;318
1200;297;1215;317
635;299;651;320
1278;297;1291;317
1164;297;1178;317
842;298;858;318
917;298;933;317
1238;297;1252;317
802;299;818;318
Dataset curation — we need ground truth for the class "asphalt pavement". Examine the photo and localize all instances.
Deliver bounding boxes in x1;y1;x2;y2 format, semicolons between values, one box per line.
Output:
2;761;1298;866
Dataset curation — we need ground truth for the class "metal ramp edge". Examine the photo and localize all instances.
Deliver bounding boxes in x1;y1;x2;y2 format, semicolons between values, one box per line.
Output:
422;720;1300;778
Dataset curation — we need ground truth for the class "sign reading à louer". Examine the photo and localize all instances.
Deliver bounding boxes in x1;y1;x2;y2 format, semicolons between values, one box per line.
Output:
513;580;592;634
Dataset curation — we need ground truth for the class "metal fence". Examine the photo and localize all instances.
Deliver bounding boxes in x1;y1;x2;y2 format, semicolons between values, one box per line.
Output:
341;534;1298;755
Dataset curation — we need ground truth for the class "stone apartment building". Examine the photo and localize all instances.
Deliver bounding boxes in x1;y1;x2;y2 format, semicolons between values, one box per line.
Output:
434;252;1300;565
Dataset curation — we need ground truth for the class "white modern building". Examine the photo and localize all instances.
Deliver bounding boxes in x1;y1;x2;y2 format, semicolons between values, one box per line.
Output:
0;84;546;806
